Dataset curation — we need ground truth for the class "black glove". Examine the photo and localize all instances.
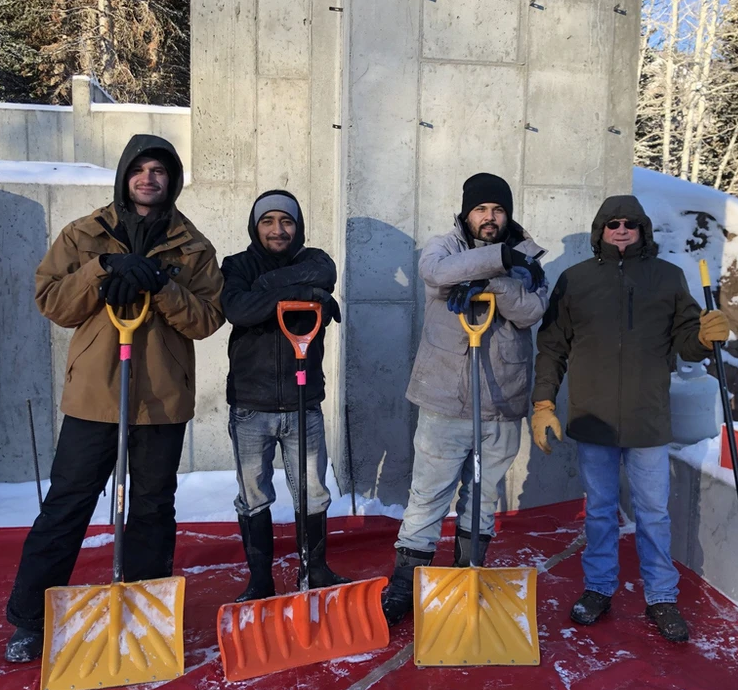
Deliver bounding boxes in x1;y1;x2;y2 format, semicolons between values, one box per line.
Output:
101;254;167;295
311;287;342;325
509;249;546;292
446;280;486;314
98;275;139;306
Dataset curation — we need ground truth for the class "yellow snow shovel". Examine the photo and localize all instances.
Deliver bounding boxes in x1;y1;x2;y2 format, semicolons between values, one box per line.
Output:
41;293;185;690
414;293;540;667
217;300;389;682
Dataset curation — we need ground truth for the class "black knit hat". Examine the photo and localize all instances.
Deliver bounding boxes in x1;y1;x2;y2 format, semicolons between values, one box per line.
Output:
461;173;513;220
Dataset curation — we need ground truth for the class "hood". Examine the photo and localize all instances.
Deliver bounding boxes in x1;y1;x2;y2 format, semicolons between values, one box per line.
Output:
247;189;305;265
114;134;184;214
591;195;657;258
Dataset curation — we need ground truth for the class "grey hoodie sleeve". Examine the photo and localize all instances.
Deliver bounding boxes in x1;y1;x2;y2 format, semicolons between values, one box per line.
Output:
486;275;549;329
419;236;508;288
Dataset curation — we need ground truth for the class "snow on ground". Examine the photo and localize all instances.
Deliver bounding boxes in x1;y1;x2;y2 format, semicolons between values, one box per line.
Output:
0;460;405;529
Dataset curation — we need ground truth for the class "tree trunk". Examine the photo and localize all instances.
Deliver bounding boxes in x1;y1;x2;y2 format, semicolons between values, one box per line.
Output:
662;0;680;175
98;0;114;87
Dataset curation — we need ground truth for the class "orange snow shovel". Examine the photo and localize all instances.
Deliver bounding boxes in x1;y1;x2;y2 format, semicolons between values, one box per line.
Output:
217;300;389;682
41;293;185;690
414;293;539;667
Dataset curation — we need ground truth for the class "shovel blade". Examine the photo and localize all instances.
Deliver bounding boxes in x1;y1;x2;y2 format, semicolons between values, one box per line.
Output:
217;576;389;682
413;566;539;667
41;576;185;690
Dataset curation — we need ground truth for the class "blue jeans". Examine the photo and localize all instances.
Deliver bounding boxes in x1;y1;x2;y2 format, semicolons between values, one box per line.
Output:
396;408;521;553
577;442;679;605
228;406;331;517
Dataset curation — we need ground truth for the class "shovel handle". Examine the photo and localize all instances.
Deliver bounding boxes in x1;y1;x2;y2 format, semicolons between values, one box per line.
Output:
277;301;322;360
106;292;151;346
699;260;738;491
458;293;496;348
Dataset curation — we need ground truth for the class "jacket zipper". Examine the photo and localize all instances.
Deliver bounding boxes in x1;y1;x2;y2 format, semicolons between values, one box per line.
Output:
276;329;283;409
618;259;624;444
628;287;634;330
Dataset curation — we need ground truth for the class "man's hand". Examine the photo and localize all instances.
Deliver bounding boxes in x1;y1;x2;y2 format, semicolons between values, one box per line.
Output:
446;280;486;314
101;254;168;295
509;250;546;292
531;400;563;454
699;309;730;348
99;276;139;306
311;287;342;325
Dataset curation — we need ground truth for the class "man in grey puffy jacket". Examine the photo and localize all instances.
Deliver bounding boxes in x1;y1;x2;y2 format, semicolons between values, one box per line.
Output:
382;173;549;626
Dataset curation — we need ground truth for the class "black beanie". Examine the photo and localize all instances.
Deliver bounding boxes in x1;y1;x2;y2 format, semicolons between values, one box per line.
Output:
461;173;513;220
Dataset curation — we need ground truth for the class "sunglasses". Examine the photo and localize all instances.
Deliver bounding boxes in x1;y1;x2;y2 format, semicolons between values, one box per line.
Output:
605;220;639;230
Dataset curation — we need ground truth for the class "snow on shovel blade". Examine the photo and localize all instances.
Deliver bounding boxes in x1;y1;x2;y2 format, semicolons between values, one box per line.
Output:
413;566;539;667
217;576;389;682
41;576;185;690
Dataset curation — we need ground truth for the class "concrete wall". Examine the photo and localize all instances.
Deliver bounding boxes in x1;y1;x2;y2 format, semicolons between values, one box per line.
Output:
0;77;191;172
0;1;641;509
343;0;640;506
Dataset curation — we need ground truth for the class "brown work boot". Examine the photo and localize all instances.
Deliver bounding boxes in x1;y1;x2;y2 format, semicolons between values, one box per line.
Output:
570;590;611;625
646;603;689;642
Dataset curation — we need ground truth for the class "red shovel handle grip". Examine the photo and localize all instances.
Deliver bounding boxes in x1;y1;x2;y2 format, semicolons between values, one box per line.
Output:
277;301;322;360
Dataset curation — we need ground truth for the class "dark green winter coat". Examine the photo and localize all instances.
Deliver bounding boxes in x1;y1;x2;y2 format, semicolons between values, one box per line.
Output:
533;195;711;448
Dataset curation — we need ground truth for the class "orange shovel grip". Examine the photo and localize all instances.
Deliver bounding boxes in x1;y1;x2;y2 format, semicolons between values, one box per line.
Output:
277;301;322;360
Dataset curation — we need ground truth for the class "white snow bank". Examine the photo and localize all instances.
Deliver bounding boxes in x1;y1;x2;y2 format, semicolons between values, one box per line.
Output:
633;166;738;305
0;460;405;529
669;425;737;488
90;102;190;115
0;160;115;185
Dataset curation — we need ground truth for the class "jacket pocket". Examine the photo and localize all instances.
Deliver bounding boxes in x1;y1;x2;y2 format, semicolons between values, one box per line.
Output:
66;319;107;381
628;287;634;330
160;327;191;390
426;319;469;355
496;325;532;364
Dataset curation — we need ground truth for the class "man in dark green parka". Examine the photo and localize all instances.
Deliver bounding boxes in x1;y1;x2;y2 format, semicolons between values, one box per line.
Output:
532;195;729;643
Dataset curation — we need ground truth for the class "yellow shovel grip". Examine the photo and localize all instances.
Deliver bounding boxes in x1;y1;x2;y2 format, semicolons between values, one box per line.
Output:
699;259;711;288
458;293;496;348
106;292;151;345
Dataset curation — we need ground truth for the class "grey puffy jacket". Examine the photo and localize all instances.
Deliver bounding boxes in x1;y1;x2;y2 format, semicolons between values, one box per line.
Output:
406;218;549;421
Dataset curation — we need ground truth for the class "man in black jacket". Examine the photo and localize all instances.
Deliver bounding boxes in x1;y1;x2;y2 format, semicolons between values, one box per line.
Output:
532;195;730;643
220;189;349;601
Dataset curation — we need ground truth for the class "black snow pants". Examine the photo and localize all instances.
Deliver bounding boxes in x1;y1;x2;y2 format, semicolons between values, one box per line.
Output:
6;415;186;631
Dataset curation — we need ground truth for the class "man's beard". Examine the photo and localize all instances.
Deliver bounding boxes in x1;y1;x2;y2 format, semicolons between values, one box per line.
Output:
471;220;507;243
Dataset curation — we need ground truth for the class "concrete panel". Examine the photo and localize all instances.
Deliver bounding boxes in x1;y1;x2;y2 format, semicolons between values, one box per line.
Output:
422;0;520;63
26;110;63;162
0;110;29;160
524;71;608;188
522;186;603;286
346;217;416;302
60;112;75;162
345;303;415;506
258;0;310;78
0;185;54;482
417;63;525;248
256;77;310;207
191;0;257;184
101;112;154;169
150;112;192;174
605;0;640;196
347;0;420;229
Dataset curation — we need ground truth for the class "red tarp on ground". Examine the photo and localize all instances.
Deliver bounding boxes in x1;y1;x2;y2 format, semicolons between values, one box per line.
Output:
1;499;737;689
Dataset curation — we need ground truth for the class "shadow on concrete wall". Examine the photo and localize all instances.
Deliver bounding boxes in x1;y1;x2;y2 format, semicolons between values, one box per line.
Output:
0;190;54;482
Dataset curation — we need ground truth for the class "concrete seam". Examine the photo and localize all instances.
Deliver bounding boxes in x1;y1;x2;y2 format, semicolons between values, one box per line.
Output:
604;0;616;196
307;0;314;244
24;111;30;162
411;0;424;354
520;0;531;212
254;0;260;191
419;57;526;68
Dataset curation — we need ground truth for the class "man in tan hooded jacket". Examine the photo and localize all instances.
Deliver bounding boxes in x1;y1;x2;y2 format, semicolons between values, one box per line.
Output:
4;134;224;662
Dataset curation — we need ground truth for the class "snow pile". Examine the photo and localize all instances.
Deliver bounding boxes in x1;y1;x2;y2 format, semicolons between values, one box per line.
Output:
0;460;406;528
633;166;738;304
0;160;115;185
669;431;736;487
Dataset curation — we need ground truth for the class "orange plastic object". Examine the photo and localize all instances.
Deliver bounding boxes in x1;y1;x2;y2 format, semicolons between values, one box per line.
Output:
720;424;737;470
217;577;389;682
276;301;322;360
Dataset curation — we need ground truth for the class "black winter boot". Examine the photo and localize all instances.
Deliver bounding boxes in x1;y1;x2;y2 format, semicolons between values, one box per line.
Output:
570;590;612;625
4;627;43;663
452;528;492;567
235;509;276;602
381;547;434;627
646;603;689;642
297;511;352;589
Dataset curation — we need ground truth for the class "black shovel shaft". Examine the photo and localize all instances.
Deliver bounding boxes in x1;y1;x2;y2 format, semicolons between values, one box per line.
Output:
26;399;43;513
470;346;482;568
112;353;130;583
703;285;738;492
297;360;310;593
